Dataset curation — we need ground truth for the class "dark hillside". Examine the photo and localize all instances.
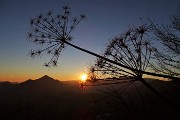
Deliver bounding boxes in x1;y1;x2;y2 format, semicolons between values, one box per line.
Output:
0;77;179;120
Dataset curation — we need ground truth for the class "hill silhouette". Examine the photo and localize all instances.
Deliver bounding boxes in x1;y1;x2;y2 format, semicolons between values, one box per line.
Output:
0;75;84;97
21;75;62;85
0;81;14;88
0;81;16;94
19;75;64;94
0;75;104;120
0;76;179;120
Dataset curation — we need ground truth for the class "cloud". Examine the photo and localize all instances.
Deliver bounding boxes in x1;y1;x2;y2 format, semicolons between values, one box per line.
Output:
10;75;14;77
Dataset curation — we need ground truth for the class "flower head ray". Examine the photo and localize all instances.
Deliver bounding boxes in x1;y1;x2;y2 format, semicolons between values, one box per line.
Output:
28;6;85;67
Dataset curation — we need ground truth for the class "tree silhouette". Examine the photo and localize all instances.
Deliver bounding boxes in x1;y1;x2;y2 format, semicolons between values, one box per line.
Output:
150;8;180;78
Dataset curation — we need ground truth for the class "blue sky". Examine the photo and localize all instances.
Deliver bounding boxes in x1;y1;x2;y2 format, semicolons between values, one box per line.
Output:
0;0;179;82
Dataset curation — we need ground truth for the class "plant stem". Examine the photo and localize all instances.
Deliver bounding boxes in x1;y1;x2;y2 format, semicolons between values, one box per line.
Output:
64;40;180;80
64;40;180;110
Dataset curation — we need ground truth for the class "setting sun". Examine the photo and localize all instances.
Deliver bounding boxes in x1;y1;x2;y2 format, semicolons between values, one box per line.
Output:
80;74;87;82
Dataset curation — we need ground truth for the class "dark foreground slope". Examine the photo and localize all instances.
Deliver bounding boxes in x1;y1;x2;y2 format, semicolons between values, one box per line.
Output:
0;76;110;120
0;76;179;120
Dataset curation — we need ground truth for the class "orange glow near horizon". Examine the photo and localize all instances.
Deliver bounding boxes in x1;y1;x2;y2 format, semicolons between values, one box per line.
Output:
0;69;169;83
0;73;80;83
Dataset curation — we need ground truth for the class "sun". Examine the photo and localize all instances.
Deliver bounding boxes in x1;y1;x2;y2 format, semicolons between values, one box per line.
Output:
80;74;87;82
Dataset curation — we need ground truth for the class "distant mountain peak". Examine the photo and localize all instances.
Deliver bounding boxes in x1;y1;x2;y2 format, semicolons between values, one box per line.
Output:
37;75;54;81
43;75;50;78
0;81;13;86
20;75;63;90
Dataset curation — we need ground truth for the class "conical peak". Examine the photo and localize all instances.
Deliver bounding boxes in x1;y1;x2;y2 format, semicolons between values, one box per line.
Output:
38;75;54;81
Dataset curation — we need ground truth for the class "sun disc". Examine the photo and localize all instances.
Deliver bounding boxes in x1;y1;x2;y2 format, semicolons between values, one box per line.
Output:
81;74;87;82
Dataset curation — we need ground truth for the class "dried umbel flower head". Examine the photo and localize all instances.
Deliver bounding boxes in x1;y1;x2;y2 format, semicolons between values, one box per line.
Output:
28;6;86;67
87;24;154;86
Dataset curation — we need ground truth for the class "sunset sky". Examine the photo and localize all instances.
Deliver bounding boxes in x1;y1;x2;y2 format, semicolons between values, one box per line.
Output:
0;0;179;82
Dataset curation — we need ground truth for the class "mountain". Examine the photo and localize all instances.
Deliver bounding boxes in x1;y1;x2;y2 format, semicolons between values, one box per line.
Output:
18;75;65;95
0;76;179;120
0;81;14;87
0;76;102;120
0;81;16;93
20;75;62;87
0;75;83;96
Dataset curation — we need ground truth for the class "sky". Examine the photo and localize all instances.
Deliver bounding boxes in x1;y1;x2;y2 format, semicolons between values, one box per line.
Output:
0;0;179;82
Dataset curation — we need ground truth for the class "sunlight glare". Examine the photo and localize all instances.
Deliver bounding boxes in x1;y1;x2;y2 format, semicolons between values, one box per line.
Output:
81;74;87;82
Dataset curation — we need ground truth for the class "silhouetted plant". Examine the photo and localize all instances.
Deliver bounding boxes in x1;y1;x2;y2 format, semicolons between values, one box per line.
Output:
150;8;180;78
27;6;179;80
28;6;86;67
27;5;179;111
85;24;154;85
83;23;179;110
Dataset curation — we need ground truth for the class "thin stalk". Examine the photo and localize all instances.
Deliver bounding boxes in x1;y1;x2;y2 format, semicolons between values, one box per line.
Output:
63;39;179;110
63;39;180;80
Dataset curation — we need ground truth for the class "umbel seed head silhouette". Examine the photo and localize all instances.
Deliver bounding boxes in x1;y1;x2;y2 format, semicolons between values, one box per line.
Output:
87;24;155;84
28;6;86;67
